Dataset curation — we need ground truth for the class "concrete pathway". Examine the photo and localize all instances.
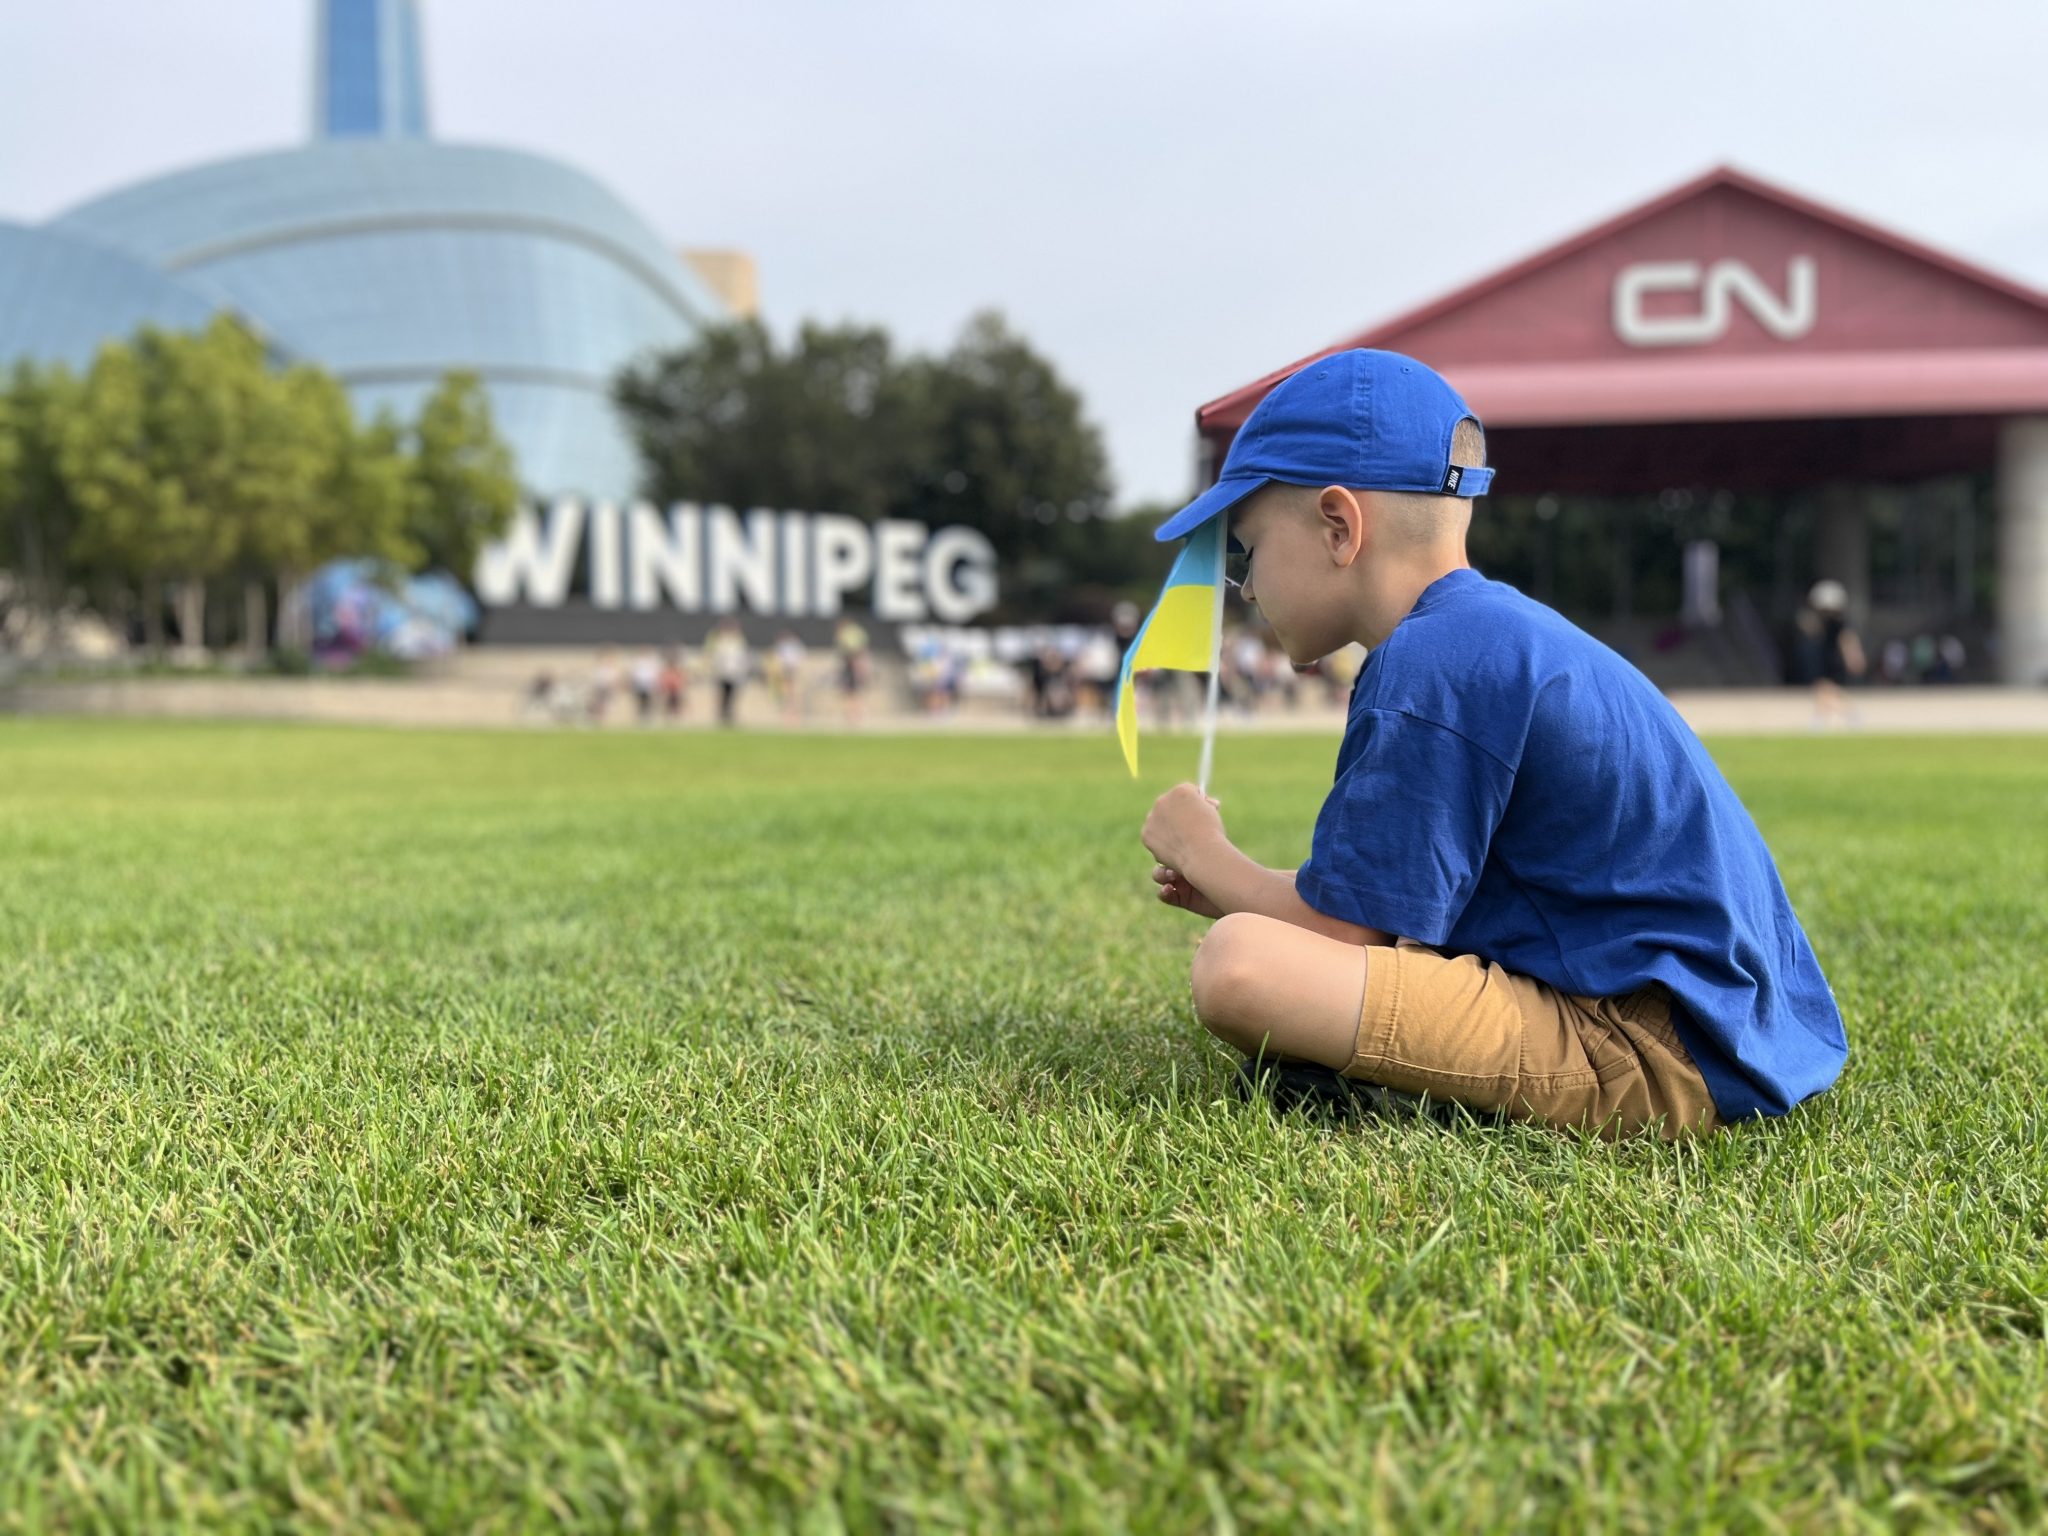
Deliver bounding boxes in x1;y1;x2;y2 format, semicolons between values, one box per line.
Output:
6;672;2048;736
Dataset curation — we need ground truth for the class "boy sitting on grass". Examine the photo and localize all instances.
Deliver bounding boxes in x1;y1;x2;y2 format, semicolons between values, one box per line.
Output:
1140;349;1846;1138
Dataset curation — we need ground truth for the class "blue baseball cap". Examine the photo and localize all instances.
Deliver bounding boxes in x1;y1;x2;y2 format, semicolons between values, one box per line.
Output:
1156;348;1495;542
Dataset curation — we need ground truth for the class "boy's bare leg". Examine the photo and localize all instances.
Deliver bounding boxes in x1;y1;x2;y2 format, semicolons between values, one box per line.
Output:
1190;912;1370;1068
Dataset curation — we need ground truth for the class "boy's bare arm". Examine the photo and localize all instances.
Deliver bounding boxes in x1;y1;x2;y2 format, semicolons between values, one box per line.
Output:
1142;784;1391;946
1178;833;1390;946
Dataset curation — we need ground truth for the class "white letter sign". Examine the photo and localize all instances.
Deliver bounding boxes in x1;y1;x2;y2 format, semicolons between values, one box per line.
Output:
1613;255;1816;347
474;497;586;607
475;503;998;624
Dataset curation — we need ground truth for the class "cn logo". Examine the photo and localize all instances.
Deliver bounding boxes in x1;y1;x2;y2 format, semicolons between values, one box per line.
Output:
1612;255;1817;347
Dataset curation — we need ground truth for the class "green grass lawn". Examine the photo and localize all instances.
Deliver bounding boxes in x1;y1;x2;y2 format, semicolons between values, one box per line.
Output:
1;719;2045;1532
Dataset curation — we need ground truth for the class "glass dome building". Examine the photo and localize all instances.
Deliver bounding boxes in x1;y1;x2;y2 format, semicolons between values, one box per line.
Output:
0;221;225;370
0;0;726;501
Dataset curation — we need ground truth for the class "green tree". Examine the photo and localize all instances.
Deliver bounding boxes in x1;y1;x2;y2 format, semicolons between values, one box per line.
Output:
0;384;17;530
615;318;924;521
227;364;418;655
904;311;1114;562
0;379;16;638
0;361;87;632
613;310;1117;621
1055;502;1179;619
0;379;17;588
407;372;519;580
61;318;294;651
325;406;421;571
62;337;170;651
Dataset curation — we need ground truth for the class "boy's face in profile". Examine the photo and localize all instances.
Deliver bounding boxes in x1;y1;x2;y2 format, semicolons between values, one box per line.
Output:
1230;484;1363;666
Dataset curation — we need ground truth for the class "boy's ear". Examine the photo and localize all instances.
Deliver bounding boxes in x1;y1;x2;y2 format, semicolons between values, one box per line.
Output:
1316;485;1367;568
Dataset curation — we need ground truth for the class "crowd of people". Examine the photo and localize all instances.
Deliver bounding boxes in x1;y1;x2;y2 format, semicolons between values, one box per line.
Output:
1000;604;1359;725
518;611;1353;729
522;617;875;728
516;581;1990;734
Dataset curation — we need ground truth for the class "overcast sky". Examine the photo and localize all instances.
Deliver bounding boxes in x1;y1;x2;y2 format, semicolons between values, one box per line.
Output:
5;1;2047;508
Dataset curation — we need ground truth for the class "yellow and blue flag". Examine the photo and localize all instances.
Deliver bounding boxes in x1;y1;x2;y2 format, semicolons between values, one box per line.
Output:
1115;515;1225;776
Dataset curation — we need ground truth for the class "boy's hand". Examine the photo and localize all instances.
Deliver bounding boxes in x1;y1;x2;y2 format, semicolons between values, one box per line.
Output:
1142;783;1226;874
1152;864;1225;919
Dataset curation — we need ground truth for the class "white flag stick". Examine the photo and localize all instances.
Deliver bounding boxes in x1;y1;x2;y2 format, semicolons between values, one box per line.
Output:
1196;556;1226;797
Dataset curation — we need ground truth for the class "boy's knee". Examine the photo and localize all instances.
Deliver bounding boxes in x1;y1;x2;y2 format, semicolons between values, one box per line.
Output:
1191;912;1267;1042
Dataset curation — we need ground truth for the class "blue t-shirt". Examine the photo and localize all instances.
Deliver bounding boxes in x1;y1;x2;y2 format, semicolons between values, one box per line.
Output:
1295;568;1846;1121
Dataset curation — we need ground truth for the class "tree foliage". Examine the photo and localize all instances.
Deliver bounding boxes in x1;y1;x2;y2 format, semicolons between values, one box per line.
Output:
0;362;86;619
615;320;921;523
0;316;516;653
615;310;1141;620
0;387;17;530
407;372;520;579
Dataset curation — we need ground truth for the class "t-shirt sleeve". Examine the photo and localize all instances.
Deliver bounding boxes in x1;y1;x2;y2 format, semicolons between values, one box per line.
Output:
1295;710;1515;944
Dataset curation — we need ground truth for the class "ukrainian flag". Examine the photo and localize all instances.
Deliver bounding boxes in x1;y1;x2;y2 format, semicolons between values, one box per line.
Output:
1115;516;1225;776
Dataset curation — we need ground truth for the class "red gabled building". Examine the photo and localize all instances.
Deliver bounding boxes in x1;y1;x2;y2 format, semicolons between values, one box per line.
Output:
1197;166;2048;685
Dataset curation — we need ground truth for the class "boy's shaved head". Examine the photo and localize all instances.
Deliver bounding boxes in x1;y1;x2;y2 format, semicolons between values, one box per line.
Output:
1267;417;1487;546
1381;418;1487;543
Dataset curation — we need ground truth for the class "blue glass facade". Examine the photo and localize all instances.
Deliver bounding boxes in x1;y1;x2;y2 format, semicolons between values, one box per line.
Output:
0;222;224;371
317;0;429;139
36;141;723;497
0;3;726;502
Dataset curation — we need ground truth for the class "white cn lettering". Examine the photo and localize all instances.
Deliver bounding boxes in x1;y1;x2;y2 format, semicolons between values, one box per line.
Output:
1612;255;1816;347
923;526;999;623
705;506;778;613
810;514;874;617
626;502;702;610
474;497;586;607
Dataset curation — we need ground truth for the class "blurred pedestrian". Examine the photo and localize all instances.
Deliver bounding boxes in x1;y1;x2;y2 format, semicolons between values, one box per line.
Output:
1230;628;1266;715
659;646;688;721
1109;602;1142;719
1074;629;1118;719
588;648;620;724
523;668;556;723
910;633;946;715
835;617;871;725
709;617;751;728
1794;581;1864;728
1142;666;1189;730
1263;640;1301;709
772;629;807;722
629;648;660;724
937;640;965;715
1321;642;1366;706
1033;644;1076;720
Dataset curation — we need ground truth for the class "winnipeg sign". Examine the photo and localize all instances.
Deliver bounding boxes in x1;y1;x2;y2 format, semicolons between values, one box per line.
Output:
475;500;1000;623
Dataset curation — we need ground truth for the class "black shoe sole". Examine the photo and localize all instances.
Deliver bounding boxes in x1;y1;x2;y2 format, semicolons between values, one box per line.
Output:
1235;1055;1463;1124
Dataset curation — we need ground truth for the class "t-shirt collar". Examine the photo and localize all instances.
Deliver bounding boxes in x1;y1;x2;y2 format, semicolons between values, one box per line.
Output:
1409;565;1481;618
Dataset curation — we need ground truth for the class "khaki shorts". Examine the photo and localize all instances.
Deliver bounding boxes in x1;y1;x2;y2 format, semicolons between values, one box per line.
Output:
1347;939;1719;1140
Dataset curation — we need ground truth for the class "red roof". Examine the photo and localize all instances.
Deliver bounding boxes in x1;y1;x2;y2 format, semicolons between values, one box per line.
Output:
1197;165;2048;436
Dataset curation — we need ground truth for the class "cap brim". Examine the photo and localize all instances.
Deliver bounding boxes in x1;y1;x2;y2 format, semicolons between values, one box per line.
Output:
1153;475;1268;543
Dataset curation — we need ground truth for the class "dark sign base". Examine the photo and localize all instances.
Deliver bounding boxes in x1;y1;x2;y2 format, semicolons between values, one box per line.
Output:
475;605;903;653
